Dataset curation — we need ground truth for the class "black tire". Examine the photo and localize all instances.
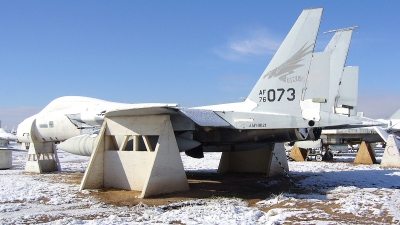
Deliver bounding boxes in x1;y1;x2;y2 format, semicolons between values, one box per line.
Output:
323;151;334;161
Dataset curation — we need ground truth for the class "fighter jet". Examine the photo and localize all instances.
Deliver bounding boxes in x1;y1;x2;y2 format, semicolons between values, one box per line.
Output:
0;127;18;142
320;110;400;148
376;109;400;136
18;8;362;158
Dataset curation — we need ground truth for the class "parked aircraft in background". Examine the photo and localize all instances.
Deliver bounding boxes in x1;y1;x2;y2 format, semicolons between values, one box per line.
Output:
321;110;400;146
376;109;400;136
0;127;18;142
18;8;363;158
0;121;18;141
374;123;400;143
288;25;390;153
292;109;400;154
296;94;399;150
292;109;400;153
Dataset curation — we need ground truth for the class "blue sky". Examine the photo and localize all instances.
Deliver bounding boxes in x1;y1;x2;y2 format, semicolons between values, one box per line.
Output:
1;1;400;128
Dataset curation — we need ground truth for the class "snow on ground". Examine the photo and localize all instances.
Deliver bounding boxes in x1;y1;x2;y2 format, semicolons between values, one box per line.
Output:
1;143;400;224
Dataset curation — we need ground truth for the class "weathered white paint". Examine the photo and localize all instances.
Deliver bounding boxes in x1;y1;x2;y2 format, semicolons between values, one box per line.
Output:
300;99;321;121
80;115;189;198
381;135;400;168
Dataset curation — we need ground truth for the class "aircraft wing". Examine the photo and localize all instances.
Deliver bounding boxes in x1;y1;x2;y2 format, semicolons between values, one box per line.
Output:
105;104;231;127
374;126;390;142
322;118;385;130
177;108;230;127
104;103;180;117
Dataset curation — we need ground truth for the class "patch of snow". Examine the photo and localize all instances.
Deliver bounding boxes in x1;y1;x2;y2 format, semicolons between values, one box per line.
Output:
0;145;399;224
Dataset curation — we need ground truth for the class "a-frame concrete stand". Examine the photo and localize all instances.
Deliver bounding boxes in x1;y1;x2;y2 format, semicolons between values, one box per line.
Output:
353;141;377;164
381;135;400;168
217;142;289;177
25;119;61;173
25;141;61;173
289;146;308;161
80;115;189;198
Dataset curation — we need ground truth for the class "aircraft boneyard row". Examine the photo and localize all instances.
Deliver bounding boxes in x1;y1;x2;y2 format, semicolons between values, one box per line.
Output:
14;8;400;197
0;128;17;142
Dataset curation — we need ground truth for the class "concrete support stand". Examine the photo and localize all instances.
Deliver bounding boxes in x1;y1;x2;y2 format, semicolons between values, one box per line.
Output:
381;135;400;168
0;139;8;147
23;118;61;173
289;146;308;161
25;141;61;173
80;115;189;198
21;142;30;150
0;139;12;169
353;141;376;164
270;143;290;176
217;142;289;177
0;149;12;169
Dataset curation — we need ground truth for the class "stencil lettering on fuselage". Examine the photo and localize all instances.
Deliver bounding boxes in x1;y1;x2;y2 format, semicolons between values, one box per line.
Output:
258;88;295;102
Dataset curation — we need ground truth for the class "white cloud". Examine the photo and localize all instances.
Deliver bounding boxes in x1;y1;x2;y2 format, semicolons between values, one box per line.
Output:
214;29;281;61
229;37;279;55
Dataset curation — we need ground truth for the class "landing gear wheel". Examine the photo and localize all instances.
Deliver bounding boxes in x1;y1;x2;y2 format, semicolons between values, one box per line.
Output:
315;154;323;161
323;151;334;161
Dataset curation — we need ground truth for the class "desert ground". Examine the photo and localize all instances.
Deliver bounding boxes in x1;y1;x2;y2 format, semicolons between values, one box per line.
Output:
1;143;399;224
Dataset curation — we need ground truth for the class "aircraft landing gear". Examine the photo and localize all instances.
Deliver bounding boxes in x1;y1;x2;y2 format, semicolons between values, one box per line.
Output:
315;154;323;161
305;148;334;162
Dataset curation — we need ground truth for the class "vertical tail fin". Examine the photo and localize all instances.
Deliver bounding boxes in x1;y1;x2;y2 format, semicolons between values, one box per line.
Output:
335;66;359;116
301;27;358;121
302;51;330;102
389;110;400;131
390;109;400;120
323;27;358;113
247;8;323;115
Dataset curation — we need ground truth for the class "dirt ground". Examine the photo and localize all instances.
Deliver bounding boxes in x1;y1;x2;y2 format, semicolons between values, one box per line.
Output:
56;172;395;224
61;172;295;207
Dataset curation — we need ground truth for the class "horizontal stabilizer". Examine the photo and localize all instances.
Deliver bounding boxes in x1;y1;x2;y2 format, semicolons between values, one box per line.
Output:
178;108;230;127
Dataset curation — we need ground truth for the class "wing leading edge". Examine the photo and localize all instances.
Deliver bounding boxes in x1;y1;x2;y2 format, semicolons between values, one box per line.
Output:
104;105;231;127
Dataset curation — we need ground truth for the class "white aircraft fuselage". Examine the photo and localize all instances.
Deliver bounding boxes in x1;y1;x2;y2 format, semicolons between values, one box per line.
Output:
17;96;178;143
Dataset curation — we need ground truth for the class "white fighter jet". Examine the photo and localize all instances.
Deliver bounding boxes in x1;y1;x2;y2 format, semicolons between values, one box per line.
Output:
17;8;362;157
0;127;18;141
